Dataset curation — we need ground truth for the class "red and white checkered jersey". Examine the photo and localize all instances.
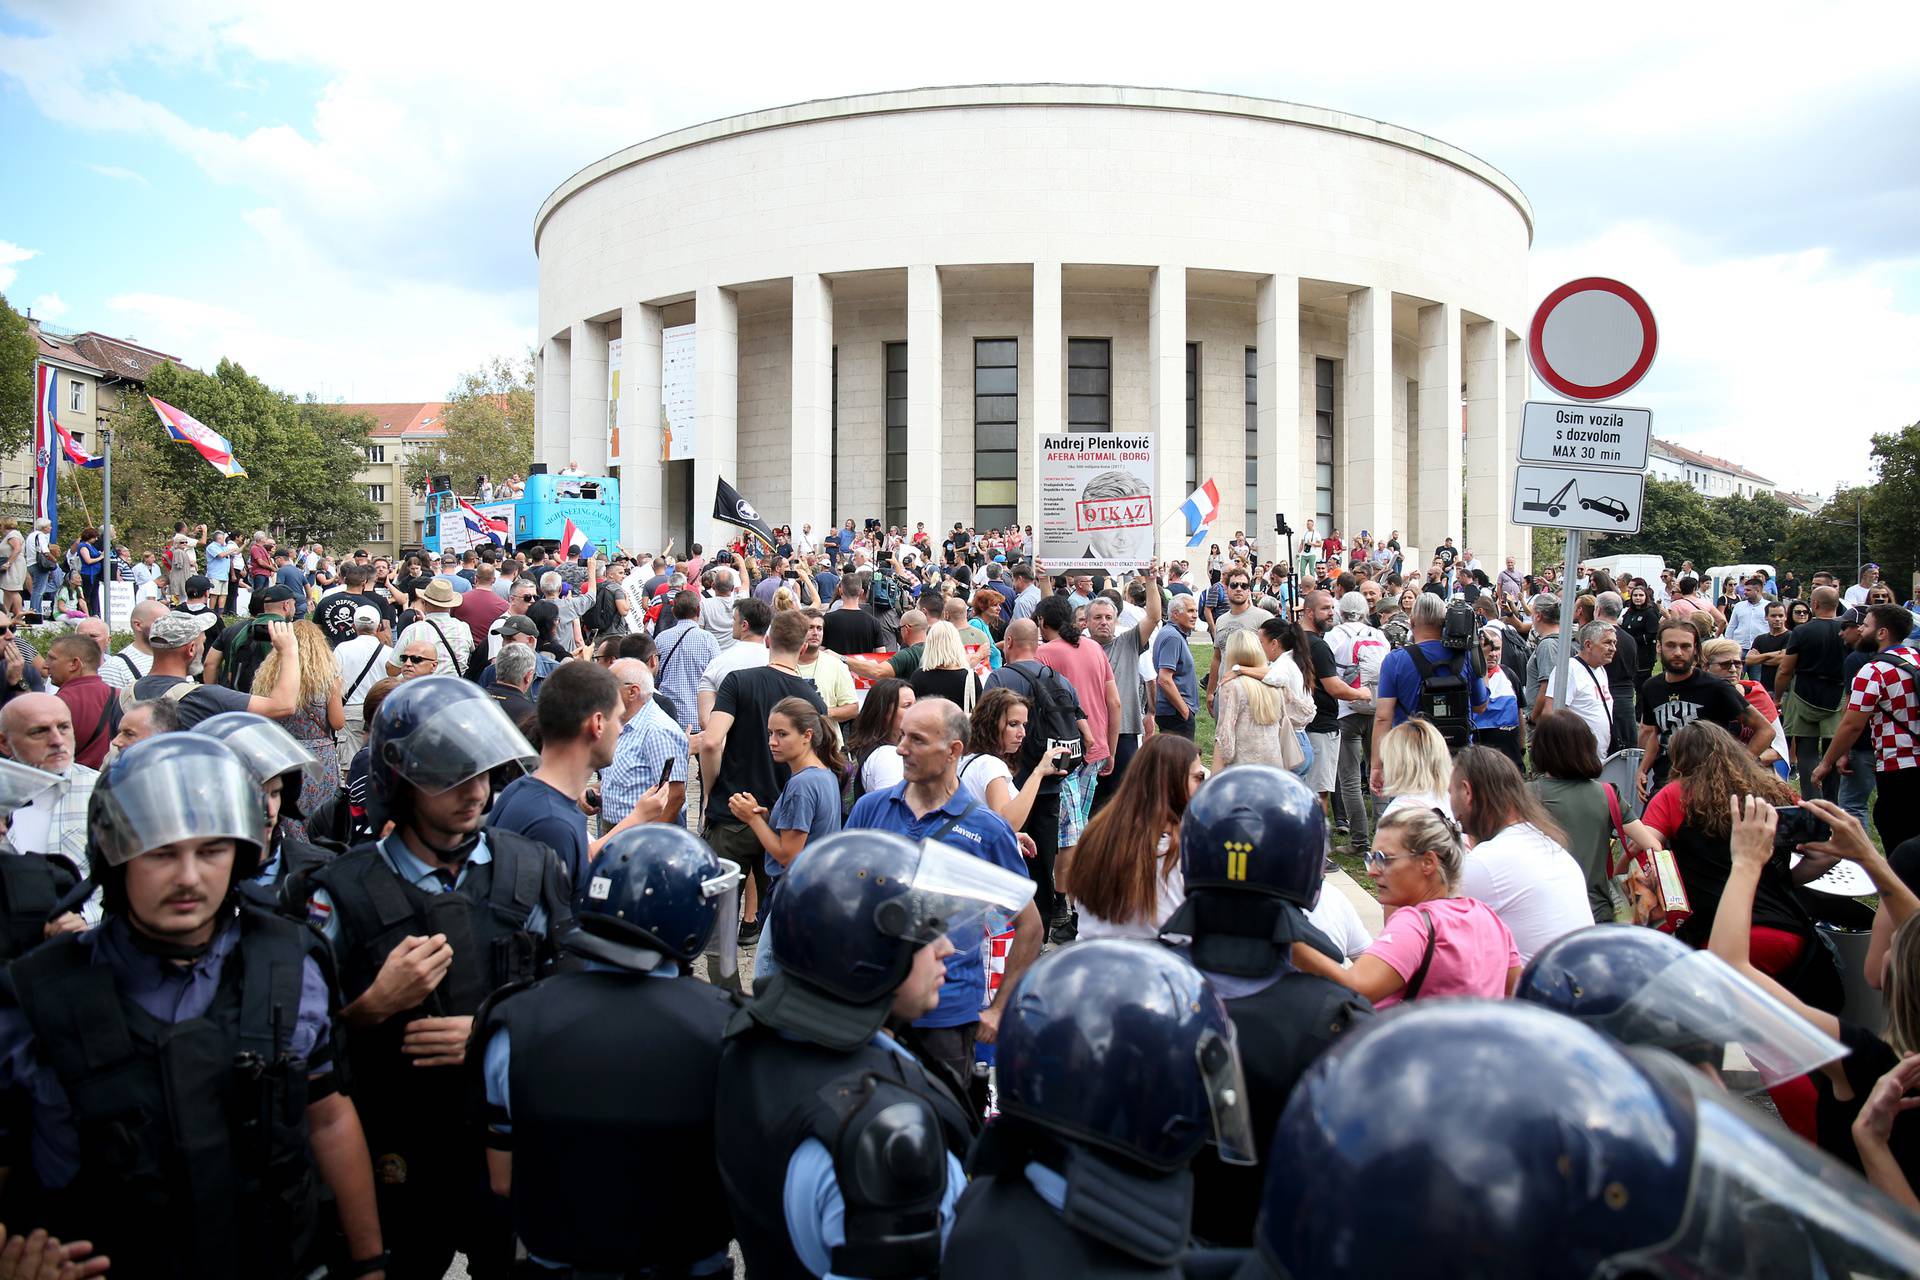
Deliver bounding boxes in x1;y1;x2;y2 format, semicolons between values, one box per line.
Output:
1848;646;1920;772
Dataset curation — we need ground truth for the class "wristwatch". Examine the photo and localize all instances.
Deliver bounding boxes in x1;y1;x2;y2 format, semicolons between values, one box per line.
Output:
343;1250;392;1277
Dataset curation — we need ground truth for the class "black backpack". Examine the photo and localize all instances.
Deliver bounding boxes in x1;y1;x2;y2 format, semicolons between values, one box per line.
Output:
1407;645;1473;751
580;582;619;640
1001;660;1085;779
221;617;276;693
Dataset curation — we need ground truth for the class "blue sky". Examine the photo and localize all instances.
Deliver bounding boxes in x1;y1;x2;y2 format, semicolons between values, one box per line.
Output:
2;0;1916;492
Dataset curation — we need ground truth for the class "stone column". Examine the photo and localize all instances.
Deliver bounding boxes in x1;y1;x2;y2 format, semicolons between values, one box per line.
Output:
791;273;834;537
619;302;664;553
1506;332;1530;573
693;285;738;551
1028;261;1061;537
1149;265;1187;562
1344;286;1395;549
1256;274;1302;565
1464;319;1508;567
1416;302;1463;560
906;265;944;536
540;334;571;475
567;319;610;475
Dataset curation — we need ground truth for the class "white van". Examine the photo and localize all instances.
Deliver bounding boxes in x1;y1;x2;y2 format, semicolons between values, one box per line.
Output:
1579;554;1667;597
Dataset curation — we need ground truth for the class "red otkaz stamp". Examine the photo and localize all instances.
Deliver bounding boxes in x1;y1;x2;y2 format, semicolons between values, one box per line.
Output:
1075;496;1154;532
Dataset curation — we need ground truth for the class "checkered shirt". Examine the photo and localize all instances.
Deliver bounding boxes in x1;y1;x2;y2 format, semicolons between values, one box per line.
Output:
3;764;100;922
1849;645;1920;772
600;697;690;827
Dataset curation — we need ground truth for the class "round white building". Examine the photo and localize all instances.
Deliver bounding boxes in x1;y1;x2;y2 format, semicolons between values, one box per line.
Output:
534;83;1534;568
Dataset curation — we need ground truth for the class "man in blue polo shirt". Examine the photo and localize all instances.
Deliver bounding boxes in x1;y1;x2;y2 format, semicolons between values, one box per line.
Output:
847;696;1043;1095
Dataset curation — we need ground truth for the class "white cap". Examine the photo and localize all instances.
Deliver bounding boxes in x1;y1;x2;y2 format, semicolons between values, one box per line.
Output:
352;604;382;628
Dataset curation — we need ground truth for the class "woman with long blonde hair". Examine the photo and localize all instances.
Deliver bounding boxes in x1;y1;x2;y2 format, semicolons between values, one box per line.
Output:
1212;629;1289;771
908;620;981;710
254;619;345;842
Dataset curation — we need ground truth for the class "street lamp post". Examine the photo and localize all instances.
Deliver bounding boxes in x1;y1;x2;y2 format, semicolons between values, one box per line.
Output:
95;416;113;585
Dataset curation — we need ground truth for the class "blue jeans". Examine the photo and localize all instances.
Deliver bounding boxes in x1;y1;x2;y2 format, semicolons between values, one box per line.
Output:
1838;747;1875;827
26;564;53;615
1293;730;1314;779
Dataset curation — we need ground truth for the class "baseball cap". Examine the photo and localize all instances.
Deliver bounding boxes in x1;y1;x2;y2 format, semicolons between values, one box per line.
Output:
260;584;299;604
1839;607;1866;628
1337;591;1369;619
149;612;214;650
184;574;211;598
497;614;539;639
352;604;383;629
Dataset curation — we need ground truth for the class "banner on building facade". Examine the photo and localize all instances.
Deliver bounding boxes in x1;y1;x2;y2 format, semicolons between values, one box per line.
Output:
1034;431;1156;571
663;324;696;461
607;337;623;465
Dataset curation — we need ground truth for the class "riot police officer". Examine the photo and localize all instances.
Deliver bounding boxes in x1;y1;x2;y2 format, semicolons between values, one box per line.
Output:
1155;763;1372;1245
716;829;1035;1278
0;757;85;957
196;711;337;899
0;734;388;1279
1516;922;1848;1091
474;825;744;1275
292;675;570;1280
944;940;1258;1278
1245;1000;1920;1278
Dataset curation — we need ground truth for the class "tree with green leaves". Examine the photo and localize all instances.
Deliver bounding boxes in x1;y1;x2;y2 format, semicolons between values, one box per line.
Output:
0;295;37;461
1778;487;1866;584
1584;477;1736;572
1866;423;1920;596
1711;491;1796;568
402;353;535;495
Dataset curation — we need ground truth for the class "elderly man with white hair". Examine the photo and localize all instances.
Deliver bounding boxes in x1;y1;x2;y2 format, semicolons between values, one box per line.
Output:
601;659;688;828
701;565;740;650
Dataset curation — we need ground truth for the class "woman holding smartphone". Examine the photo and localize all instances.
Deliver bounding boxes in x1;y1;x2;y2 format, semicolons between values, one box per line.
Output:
728;697;847;978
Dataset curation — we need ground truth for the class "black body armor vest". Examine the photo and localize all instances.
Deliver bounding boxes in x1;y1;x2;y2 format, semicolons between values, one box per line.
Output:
7;904;324;1279
480;968;737;1272
0;853;80;961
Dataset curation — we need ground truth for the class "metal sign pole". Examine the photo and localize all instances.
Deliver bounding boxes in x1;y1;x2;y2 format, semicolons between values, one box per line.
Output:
101;428;113;584
1554;528;1580;713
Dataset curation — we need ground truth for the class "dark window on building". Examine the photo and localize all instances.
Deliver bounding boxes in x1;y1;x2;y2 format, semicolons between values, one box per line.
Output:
885;341;908;529
1185;343;1199;491
1315;357;1336;531
974;338;1019;531
1067;338;1110;429
1245;348;1258;535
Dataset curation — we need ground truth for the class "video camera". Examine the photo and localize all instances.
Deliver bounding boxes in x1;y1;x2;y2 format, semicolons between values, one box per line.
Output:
1441;599;1478;652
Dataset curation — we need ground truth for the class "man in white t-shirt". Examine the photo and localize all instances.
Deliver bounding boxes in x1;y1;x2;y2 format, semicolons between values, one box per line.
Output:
1451;753;1595;963
99;601;166;690
333;605;393;754
1327;592;1390;855
1843;563;1878;608
1542;621;1618;761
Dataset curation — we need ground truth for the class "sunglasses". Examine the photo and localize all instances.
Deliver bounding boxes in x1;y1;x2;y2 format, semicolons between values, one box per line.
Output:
398;653;435;666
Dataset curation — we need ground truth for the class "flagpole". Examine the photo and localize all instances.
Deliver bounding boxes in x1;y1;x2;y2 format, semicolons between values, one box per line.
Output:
101;425;112;586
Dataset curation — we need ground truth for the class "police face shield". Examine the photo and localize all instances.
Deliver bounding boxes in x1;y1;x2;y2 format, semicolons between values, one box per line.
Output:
704;858;744;981
385;696;538;795
197;713;318;785
1197;1022;1259;1166
0;758;60;811
91;754;265;867
874;839;1036;947
1608;1054;1920;1279
1592;951;1847;1090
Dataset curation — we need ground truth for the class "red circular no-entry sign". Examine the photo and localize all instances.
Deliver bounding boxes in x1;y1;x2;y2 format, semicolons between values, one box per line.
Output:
1527;277;1657;402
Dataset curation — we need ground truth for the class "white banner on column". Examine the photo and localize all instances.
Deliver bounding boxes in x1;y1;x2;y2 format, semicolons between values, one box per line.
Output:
663;324;696;462
607;336;623;465
1035;431;1157;571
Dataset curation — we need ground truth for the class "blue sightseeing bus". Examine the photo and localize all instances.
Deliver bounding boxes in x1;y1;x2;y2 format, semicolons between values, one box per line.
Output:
421;473;621;557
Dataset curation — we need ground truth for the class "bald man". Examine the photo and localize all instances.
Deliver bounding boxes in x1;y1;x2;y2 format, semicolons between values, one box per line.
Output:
0;694;99;919
100;599;169;690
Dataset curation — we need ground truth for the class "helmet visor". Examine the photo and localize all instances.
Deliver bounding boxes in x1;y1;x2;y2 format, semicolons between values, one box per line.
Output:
93;756;264;867
0;758;60;811
1196;1022;1259;1166
704;858;743;981
876;839;1036;947
205;716;318;784
1614;1066;1920;1278
387;697;538;795
1594;951;1848;1090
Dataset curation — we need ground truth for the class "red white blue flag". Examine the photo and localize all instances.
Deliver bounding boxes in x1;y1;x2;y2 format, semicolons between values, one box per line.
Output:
1174;478;1221;548
561;518;595;560
149;396;246;477
31;365;59;539
460;499;507;545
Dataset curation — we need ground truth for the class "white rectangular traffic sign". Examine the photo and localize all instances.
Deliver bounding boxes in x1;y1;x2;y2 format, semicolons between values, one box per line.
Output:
1511;464;1646;534
1517;401;1652;469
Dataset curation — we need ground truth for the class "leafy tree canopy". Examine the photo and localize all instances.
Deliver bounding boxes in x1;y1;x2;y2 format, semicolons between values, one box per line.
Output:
402;353;534;495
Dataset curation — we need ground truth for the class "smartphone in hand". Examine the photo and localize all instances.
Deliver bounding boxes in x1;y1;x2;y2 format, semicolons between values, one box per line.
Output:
1772;804;1832;856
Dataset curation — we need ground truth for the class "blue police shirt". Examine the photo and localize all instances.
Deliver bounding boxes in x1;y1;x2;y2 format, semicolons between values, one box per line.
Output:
783;1032;967;1278
307;833;552;942
846;782;1023;1030
0;915;333;1188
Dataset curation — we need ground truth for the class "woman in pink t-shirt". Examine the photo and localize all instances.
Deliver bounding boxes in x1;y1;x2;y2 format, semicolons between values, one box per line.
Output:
1293;806;1520;1007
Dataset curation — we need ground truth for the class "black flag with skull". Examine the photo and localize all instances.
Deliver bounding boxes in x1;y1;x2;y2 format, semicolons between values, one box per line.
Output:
712;475;777;551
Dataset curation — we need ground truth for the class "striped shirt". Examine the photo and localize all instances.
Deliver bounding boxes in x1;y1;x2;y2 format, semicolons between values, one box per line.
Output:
601;698;690;827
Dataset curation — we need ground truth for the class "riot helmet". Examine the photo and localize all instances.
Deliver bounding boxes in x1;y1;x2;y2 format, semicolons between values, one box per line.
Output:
196;711;317;825
570;825;742;973
0;757;61;812
367;676;536;829
88;734;267;915
750;830;1035;1049
1160;764;1338;977
995;939;1256;1172
1517;924;1847;1089
1252;1000;1920;1279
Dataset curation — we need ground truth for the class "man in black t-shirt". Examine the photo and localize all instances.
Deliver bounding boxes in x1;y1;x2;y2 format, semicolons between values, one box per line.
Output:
1636;618;1770;795
312;562;394;646
1297;591;1367;817
1777;587;1851;800
821;576;889;656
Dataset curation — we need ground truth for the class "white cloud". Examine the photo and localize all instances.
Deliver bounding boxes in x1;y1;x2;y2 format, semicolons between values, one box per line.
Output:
0;241;34;293
28;293;68;321
1529;225;1920;495
85;163;149;186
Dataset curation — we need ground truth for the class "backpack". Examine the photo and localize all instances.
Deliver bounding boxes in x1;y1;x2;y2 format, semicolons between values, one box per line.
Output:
1407;644;1474;751
221;617;277;693
579;582;619;640
1001;660;1084;778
